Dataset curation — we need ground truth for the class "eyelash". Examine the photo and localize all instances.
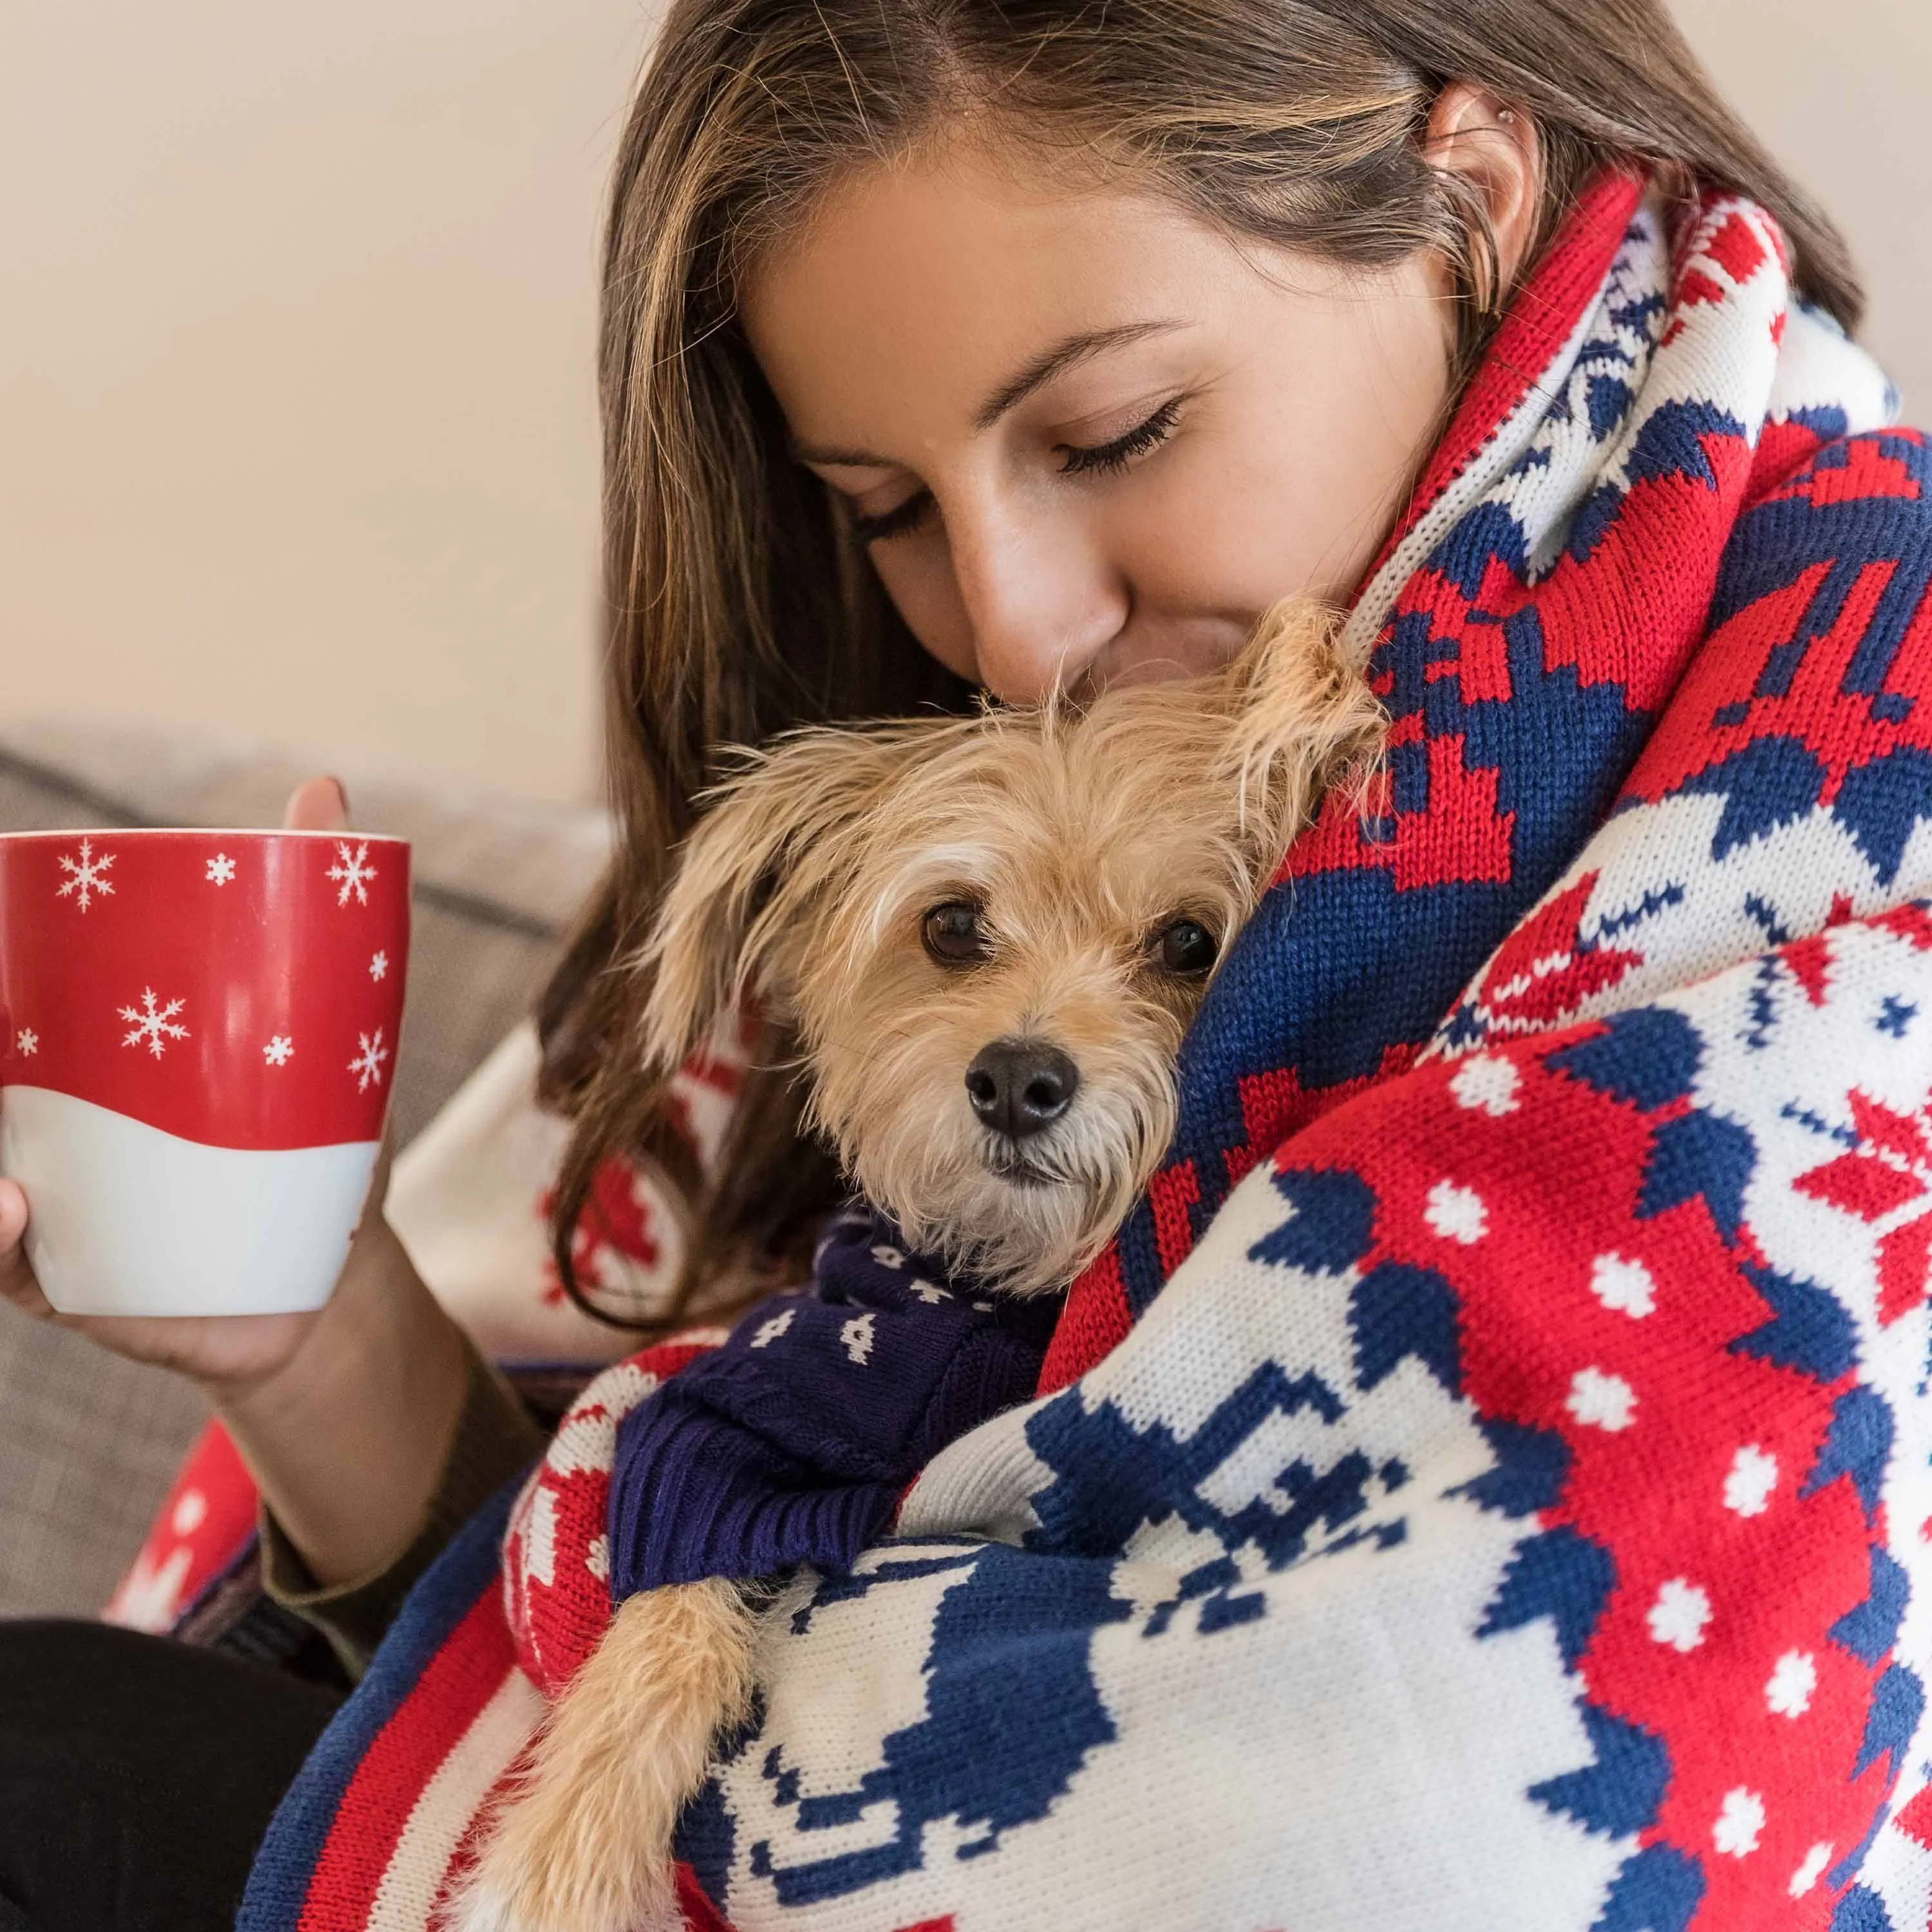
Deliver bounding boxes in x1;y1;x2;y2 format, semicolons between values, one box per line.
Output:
848;395;1185;545
849;492;934;546
1058;395;1184;476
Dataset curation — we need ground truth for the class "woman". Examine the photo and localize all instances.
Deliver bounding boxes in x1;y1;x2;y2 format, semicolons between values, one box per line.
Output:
3;1;1923;1927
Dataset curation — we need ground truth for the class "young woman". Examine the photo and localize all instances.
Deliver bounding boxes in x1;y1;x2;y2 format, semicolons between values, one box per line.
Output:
0;2;1916;1927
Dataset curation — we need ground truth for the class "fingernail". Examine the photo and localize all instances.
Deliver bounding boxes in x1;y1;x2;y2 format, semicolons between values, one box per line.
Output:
327;775;351;819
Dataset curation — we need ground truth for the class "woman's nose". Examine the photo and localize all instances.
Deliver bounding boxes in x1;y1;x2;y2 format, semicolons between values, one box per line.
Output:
946;499;1129;703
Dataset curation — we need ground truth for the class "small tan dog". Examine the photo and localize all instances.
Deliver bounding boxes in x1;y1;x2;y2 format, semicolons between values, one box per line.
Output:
455;600;1381;1932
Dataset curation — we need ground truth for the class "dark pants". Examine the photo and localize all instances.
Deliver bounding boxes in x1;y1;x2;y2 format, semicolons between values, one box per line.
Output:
0;1619;340;1932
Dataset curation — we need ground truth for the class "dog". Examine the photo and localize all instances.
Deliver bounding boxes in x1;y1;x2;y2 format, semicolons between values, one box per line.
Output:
454;598;1381;1932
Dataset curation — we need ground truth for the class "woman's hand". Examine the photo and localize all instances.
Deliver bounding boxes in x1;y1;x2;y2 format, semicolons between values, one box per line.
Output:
0;1188;333;1390
0;777;473;1585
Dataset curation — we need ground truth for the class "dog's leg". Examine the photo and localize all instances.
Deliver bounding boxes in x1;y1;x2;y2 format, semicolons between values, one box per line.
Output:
451;1577;757;1932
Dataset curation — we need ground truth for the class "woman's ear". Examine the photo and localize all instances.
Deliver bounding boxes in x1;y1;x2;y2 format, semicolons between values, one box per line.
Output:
637;725;918;1075
1425;81;1543;306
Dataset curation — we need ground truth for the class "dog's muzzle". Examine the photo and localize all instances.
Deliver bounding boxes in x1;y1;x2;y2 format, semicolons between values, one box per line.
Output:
965;1037;1079;1142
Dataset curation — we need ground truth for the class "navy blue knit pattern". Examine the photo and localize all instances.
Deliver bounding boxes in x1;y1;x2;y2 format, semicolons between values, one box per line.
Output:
607;1213;1060;1596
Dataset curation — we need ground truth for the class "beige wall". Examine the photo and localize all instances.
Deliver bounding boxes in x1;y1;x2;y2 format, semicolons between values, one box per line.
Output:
1;3;1926;805
1672;0;1931;413
0;0;659;806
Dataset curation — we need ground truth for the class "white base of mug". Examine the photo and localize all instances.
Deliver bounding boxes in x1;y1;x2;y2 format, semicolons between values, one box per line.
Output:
0;1084;379;1317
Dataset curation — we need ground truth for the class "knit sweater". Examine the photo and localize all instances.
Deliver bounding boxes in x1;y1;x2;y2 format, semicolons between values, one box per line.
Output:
243;171;1932;1931
608;1214;1060;1595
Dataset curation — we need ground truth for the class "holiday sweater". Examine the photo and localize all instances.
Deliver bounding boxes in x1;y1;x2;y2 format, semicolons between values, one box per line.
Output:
241;170;1932;1931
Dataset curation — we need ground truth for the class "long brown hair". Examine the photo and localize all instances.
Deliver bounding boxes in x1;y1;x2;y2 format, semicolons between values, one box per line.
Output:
538;0;1862;1330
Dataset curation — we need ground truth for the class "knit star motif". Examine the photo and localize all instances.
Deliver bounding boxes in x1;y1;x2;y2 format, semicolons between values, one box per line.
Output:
1794;1088;1932;1324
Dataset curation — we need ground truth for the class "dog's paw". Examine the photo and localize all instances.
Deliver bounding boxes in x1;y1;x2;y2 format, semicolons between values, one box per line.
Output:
442;1824;681;1932
445;1582;752;1932
442;1871;682;1932
442;1881;682;1932
435;1874;524;1932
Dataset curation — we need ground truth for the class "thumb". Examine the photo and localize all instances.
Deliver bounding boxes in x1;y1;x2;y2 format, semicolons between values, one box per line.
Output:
0;1175;26;1255
283;776;350;833
0;1177;53;1319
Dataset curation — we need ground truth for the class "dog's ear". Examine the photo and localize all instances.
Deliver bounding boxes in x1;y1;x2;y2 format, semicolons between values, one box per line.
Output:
1211;596;1385;882
638;724;925;1075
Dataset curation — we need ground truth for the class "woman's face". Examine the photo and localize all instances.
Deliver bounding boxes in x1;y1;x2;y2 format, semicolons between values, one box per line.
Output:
743;109;1526;704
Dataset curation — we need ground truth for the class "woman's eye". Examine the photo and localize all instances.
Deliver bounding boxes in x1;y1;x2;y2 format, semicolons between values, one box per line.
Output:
922;900;990;965
850;488;936;545
1059;397;1183;478
1156;917;1218;976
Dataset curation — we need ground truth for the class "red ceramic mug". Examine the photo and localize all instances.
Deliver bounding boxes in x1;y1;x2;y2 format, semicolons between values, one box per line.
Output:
0;828;410;1316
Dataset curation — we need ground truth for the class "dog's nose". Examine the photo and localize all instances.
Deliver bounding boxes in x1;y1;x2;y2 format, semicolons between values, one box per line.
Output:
965;1039;1080;1139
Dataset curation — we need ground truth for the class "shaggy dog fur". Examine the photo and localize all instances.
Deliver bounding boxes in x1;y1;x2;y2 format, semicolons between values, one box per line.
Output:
453;600;1381;1932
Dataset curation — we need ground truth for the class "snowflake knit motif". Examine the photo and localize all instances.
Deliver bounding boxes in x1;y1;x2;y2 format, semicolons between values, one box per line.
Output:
1712;1788;1766;1859
1766;1650;1818;1718
55;838;114;911
14;1029;37;1057
369;950;388;981
327;840;377;907
1721;1445;1779;1517
1645;1577;1714;1654
119;989;188;1059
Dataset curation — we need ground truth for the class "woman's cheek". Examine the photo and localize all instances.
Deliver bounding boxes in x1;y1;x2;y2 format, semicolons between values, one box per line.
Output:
1109;420;1354;618
1168;388;1421;607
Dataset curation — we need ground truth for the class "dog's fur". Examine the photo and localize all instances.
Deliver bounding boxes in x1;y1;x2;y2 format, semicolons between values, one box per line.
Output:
454;601;1381;1932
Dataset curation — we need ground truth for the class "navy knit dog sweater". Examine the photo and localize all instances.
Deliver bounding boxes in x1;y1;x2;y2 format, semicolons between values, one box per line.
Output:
607;1212;1061;1596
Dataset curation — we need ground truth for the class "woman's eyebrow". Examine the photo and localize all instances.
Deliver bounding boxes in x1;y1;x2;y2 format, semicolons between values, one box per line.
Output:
971;319;1184;430
792;437;898;469
790;319;1185;468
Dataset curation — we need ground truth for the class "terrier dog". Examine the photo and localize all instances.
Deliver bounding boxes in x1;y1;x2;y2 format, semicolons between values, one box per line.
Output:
455;600;1381;1932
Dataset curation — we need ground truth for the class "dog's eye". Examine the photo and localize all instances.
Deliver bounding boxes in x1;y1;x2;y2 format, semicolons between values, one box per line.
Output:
922;900;990;965
1157;918;1218;975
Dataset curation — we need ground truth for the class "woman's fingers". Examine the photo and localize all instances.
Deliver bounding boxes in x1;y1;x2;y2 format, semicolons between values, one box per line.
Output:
281;775;350;833
0;1177;55;1319
281;773;395;1236
0;1167;321;1381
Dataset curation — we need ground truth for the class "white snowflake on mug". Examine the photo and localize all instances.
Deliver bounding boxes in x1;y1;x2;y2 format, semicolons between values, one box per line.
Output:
120;988;189;1059
56;838;115;911
348;1027;390;1092
369;950;388;982
262;1034;294;1067
14;1029;37;1057
327;840;377;907
205;853;236;886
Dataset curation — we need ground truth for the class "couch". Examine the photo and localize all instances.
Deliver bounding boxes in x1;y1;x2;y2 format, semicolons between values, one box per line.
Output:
0;719;609;1617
